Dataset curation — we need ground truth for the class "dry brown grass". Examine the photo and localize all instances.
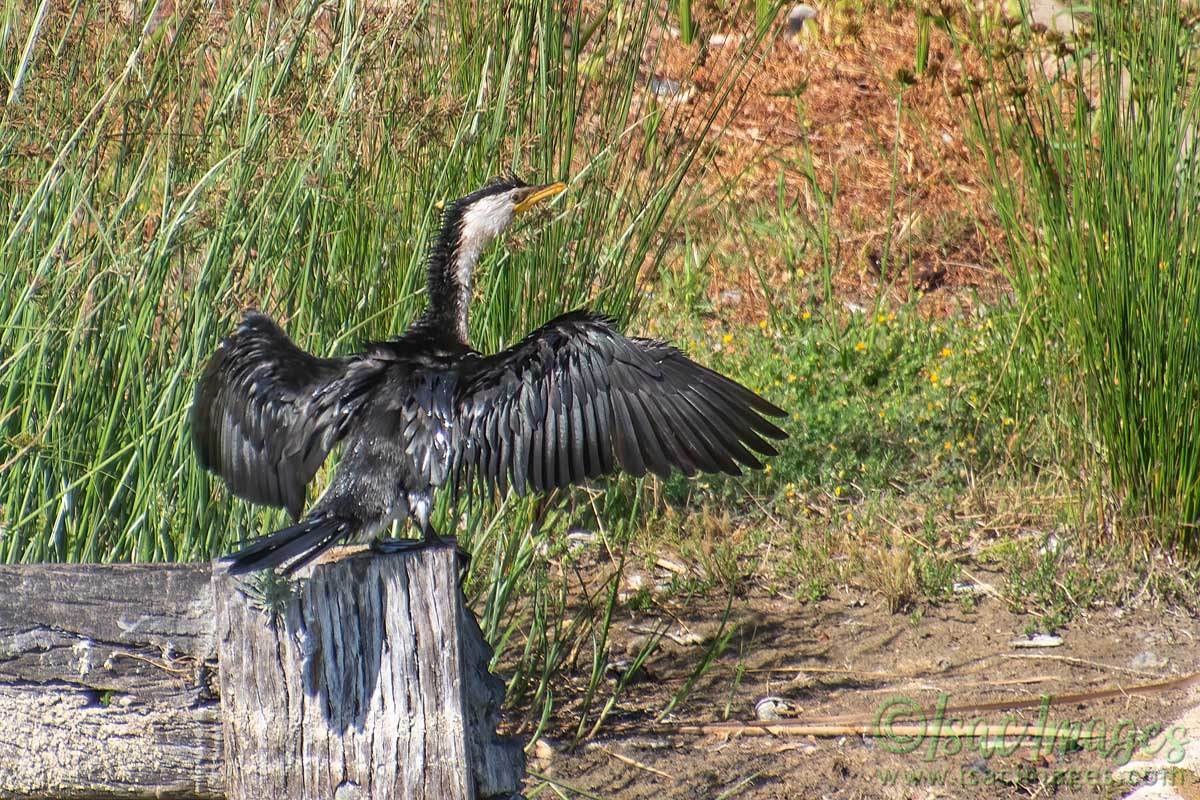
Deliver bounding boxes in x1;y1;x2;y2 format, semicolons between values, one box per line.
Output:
638;1;1008;322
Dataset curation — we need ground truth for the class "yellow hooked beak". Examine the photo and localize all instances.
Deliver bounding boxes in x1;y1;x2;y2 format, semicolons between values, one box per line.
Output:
514;182;567;214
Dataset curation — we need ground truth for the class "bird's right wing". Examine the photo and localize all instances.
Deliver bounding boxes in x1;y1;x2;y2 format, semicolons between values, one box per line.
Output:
451;311;787;496
190;311;377;519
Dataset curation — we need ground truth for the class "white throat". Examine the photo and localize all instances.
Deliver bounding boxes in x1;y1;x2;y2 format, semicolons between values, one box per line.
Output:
451;194;515;339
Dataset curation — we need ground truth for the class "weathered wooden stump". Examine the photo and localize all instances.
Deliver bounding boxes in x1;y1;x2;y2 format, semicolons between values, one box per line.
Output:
213;545;523;800
0;548;524;800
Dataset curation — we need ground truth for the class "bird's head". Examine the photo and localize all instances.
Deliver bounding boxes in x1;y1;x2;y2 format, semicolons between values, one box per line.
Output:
443;175;566;256
424;175;567;342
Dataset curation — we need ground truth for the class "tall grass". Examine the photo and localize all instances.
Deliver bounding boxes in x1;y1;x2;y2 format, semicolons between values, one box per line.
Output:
964;0;1200;538
0;0;773;729
0;0;752;560
675;0;695;44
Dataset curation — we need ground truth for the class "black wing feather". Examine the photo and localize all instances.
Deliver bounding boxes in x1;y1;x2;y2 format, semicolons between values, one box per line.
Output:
190;311;376;519
609;388;647;477
452;311;787;495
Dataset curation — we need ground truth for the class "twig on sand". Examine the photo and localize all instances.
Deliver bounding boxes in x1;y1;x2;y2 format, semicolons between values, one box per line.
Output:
743;665;905;678
1003;653;1166;679
591;744;675;780
715;771;765;800
528;771;608;800
855;674;1059;695
675;721;1113;740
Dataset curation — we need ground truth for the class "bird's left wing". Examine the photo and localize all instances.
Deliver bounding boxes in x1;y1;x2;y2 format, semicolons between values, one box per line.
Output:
451;311;787;496
190;311;379;519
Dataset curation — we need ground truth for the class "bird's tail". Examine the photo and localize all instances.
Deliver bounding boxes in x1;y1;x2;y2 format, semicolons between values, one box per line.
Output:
222;514;352;576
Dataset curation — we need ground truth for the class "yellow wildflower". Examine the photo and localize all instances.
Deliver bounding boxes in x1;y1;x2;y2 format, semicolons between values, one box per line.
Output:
722;333;733;345
855;341;867;352
940;347;952;358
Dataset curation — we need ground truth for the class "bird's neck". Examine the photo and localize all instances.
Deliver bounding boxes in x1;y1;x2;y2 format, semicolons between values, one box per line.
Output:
423;252;473;345
422;207;482;346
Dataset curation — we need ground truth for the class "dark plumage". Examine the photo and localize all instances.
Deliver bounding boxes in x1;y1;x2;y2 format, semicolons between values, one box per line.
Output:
192;176;787;575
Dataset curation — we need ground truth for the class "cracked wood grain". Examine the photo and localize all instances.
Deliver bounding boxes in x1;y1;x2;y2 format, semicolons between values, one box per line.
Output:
0;563;222;799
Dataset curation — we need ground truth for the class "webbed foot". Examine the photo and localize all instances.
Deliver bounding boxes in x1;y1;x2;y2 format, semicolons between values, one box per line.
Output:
371;536;471;586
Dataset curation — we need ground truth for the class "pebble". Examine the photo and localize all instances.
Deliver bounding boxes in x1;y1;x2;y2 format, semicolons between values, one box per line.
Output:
1010;633;1064;648
531;737;557;770
755;696;791;720
787;3;819;33
607;657;648;682
648;76;682;97
566;526;596;551
1131;650;1167;671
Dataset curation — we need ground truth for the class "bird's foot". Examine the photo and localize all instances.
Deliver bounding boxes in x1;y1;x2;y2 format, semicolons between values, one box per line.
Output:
370;536;471;585
370;537;427;555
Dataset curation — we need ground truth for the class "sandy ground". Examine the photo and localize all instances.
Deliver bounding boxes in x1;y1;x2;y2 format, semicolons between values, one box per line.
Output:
521;576;1200;799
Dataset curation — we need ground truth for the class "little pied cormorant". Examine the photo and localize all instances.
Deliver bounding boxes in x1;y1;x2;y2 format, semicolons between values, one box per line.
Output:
191;176;787;575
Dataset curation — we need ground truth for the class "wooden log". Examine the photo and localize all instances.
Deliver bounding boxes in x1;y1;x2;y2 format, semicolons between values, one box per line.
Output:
0;563;223;799
0;553;524;800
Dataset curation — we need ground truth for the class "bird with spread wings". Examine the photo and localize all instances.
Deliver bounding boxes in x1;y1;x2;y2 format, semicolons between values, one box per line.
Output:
191;177;787;575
